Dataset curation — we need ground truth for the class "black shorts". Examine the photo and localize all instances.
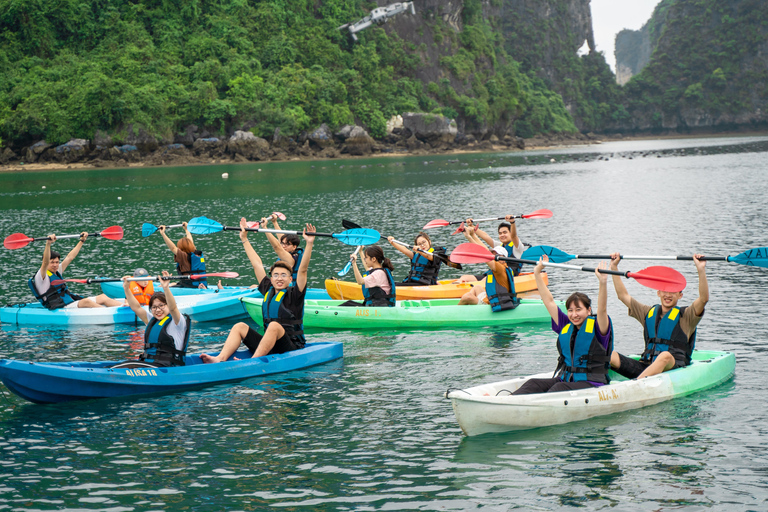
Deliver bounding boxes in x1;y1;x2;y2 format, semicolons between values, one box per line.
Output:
241;326;302;355
615;353;651;379
512;377;597;395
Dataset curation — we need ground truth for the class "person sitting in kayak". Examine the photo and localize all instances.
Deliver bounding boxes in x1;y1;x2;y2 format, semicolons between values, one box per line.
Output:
158;221;207;289
608;252;708;379
512;255;614;394
125;268;154;305
113;270;190;368
457;220;519;311
387;232;446;286
454;216;525;283
29;233;124;310
200;221;315;362
349;245;396;307
260;214;304;282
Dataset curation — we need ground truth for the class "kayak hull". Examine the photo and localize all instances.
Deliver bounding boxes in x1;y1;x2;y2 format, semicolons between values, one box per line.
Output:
324;273;545;301
0;341;342;404
0;289;261;326
100;281;331;300
242;297;557;330
446;350;735;436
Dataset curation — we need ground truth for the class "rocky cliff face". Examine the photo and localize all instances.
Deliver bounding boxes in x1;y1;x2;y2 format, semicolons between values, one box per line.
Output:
614;0;672;85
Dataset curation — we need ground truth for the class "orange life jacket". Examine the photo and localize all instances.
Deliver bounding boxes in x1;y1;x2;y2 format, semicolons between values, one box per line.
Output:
129;281;154;305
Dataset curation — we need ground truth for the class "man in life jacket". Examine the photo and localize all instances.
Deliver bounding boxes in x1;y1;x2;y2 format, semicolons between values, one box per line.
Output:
158;222;207;289
260;214;304;282
29;233;124;310
201;220;316;363
608;252;708;379
454;215;526;283
126;268;154;306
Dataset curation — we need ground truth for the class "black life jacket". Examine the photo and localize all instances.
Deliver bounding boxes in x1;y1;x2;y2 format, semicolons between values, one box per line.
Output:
500;242;522;276
555;315;613;384
403;246;444;286
484;266;518;312
290;247;304;282
642;305;695;367
141;313;190;367
177;250;206;287
28;270;83;310
362;268;396;307
262;286;305;346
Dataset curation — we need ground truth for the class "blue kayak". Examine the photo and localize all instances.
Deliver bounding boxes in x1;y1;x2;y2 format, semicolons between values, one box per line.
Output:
99;281;332;300
0;288;260;326
0;341;343;403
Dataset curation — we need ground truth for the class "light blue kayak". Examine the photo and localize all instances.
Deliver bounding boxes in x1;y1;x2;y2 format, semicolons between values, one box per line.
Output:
99;281;332;300
0;289;260;326
0;341;343;403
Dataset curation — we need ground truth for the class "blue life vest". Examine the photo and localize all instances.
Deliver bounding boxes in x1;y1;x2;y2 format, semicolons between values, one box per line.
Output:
642;305;694;367
291;248;304;282
28;270;83;310
177;250;207;287
141;313;190;367
556;315;613;383
500;243;522;276
262;286;305;346
362;268;396;307
484;266;518;312
403;246;444;285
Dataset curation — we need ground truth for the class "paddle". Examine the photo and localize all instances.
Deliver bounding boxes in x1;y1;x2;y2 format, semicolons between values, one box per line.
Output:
423;209;553;229
187;216;380;246
50;272;239;285
338;246;363;276
141;223;184;238
450;243;687;292
341;219;462;270
523;244;768;268
4;226;124;250
248;212;287;229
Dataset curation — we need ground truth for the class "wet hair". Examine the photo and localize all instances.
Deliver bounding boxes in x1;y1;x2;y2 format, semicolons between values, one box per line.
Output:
148;292;168;309
270;261;293;275
498;221;512;233
364;245;394;271
414;232;432;246
177;237;196;253
565;292;592;311
49;250;62;261
280;234;300;247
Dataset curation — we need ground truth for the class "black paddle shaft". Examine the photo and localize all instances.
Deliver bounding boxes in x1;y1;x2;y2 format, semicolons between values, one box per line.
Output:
497;256;632;277
222;226;334;237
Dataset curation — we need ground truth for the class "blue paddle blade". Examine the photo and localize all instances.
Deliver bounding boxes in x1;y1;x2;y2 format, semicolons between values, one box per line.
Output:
729;247;768;268
332;228;381;246
141;223;158;238
338;261;353;276
522;245;574;263
188;216;224;235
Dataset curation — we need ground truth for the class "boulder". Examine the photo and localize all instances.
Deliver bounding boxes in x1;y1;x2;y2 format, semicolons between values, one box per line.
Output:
192;137;226;157
402;113;458;145
308;123;334;149
0;147;17;165
53;139;90;163
226;131;270;160
342;126;374;156
335;124;354;141
114;144;141;162
25;141;51;163
386;115;404;134
318;146;340;158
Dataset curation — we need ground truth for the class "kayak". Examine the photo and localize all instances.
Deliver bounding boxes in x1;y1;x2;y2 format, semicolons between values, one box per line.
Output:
445;349;735;436
242;297;559;330
0;289;260;326
100;281;332;300
324;272;546;301
0;341;342;404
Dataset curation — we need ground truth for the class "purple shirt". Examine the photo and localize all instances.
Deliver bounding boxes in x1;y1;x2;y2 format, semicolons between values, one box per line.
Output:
552;309;612;386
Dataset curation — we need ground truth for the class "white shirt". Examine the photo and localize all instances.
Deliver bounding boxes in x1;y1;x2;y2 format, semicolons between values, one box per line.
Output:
492;239;524;259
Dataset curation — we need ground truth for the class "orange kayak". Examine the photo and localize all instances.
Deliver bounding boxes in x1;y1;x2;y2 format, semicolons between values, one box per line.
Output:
324;272;546;301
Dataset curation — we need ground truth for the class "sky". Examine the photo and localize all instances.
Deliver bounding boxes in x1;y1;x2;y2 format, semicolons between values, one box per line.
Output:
590;0;661;72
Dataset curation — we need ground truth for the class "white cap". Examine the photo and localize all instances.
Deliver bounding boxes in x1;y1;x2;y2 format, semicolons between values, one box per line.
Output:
493;246;508;257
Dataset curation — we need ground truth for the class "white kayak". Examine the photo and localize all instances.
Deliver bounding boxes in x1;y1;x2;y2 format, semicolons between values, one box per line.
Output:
446;350;735;436
99;281;332;300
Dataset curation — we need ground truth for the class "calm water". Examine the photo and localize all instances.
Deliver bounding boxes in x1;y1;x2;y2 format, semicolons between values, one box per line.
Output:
0;136;767;510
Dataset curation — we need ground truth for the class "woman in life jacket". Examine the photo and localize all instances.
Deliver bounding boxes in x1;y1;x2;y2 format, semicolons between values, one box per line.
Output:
158;222;207;289
345;245;396;307
387;232;446;286
260;214;304;282
511;255;614;395
112;270;190;369
200;220;316;363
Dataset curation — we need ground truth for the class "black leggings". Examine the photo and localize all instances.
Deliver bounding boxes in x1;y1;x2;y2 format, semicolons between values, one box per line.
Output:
512;377;597;395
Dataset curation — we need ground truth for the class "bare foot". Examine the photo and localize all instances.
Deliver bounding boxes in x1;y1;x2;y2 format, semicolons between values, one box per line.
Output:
200;353;221;364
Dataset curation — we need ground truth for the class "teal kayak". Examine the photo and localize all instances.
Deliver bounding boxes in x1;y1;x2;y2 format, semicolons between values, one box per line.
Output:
446;349;735;436
242;297;559;330
100;281;331;300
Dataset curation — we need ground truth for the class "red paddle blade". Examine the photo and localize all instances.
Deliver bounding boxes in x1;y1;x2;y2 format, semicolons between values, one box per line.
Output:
451;222;466;235
99;225;124;240
449;243;495;264
50;278;89;285
3;233;34;250
246;221;259;229
423;219;450;229
272;212;287;221
628;266;687;292
522;209;553;219
190;272;239;280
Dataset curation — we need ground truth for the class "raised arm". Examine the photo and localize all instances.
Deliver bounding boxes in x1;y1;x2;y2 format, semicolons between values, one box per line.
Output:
609;252;632;307
240;218;266;283
122;277;150;324
351;250;365;285
40;235;54;276
160;271;181;324
296;224;315;292
690;254;709;316
595;261;610;335
262;216;295;266
61;232;87;273
535;256;560;321
504;214;521;248
158;225;179;255
182;222;195;249
388;237;414;259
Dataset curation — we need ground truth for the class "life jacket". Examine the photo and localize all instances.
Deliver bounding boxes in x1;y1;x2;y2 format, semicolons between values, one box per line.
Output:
484;266;518;312
362;268;396;307
642;305;695;367
555;316;613;384
140;313;190;367
499;242;522;276
177;250;206;287
403;246;445;285
129;281;154;306
28;270;83;310
290;247;304;282
262;286;305;346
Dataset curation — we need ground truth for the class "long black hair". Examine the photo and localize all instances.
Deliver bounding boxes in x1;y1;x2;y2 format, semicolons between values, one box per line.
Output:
364;245;394;271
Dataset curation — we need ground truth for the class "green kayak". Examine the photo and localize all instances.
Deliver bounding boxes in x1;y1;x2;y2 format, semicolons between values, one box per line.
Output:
241;297;559;330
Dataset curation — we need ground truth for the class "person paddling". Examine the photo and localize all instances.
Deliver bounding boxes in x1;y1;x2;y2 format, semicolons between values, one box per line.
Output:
201;221;315;362
158;221;207;289
608;252;708;379
29;233;124;309
112;270;190;368
349;246;396;307
454;216;525;283
512;255;614;394
387;232;446;286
